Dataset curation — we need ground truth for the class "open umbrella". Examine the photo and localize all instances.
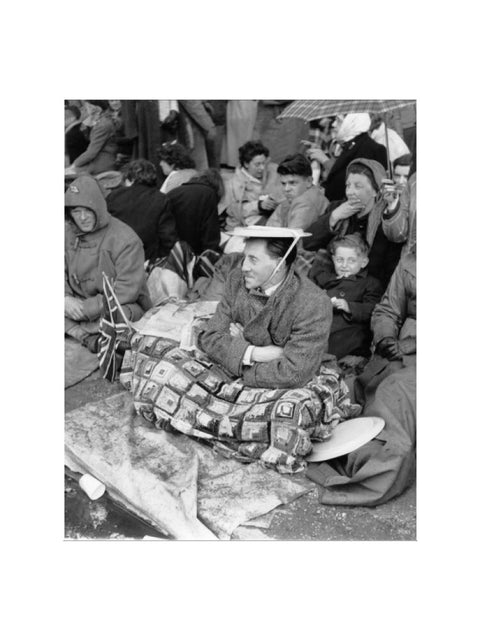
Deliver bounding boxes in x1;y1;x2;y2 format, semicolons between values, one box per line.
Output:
278;99;416;177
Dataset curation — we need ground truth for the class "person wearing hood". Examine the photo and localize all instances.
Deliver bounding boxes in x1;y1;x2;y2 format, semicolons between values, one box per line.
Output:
65;175;152;350
303;158;403;290
307;113;388;202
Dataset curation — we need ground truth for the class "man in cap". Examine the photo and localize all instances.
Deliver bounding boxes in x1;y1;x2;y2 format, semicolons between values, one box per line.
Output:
199;227;332;389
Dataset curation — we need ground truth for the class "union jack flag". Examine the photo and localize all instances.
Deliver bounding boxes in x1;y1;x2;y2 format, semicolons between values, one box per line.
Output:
98;273;133;381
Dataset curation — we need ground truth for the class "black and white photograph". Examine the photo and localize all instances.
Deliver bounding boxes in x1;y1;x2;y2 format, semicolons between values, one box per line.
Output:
63;98;417;541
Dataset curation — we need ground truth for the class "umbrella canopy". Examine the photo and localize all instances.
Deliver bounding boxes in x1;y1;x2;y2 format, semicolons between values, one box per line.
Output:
279;99;416;179
277;99;416;122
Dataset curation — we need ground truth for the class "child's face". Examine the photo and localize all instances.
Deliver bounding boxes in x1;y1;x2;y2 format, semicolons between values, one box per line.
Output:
332;246;368;278
280;174;312;202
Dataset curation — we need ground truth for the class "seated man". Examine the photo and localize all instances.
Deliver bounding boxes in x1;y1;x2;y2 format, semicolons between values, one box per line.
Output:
65;175;152;351
199;227;332;388
266;154;329;230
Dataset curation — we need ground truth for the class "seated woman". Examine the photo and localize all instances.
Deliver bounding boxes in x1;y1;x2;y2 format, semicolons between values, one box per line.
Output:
106;159;177;264
158;142;198;194
66;100;118;176
224;140;283;230
65;175;152;351
199;227;332;389
303;158;403;290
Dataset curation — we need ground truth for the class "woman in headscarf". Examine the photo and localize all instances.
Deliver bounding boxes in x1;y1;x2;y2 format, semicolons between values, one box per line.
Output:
304;158;402;289
307;113;388;202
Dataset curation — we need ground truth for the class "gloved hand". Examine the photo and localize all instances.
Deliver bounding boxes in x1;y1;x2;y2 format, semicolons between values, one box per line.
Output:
376;336;401;361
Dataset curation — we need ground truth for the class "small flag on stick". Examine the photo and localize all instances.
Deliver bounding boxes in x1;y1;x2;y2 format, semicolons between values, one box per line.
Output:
98;272;133;381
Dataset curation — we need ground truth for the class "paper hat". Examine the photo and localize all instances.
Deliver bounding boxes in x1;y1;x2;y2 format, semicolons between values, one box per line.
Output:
230;226;312;239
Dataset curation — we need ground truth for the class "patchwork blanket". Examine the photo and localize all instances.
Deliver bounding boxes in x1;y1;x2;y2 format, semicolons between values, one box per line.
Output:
120;334;360;473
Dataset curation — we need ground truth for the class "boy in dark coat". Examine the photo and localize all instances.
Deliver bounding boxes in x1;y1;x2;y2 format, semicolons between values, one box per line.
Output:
309;234;383;359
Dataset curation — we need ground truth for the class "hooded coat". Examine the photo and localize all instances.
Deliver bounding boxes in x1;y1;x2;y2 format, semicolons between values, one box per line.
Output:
65;176;151;325
303;158;403;289
199;264;333;389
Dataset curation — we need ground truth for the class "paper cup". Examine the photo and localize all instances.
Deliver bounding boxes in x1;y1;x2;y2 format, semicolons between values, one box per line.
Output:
79;473;106;500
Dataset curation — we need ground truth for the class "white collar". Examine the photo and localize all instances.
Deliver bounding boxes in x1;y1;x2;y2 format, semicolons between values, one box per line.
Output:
240;167;261;185
263;275;286;297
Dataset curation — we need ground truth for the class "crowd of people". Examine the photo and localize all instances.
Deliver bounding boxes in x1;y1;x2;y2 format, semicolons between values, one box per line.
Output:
65;99;416;505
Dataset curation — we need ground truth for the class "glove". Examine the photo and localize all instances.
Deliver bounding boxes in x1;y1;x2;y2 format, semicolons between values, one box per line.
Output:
376;336;401;361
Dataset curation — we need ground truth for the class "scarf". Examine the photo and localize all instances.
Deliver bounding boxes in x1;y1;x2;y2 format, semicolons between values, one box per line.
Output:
335;113;371;144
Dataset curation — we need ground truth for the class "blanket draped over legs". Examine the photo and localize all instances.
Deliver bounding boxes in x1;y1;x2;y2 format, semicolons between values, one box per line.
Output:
119;333;361;474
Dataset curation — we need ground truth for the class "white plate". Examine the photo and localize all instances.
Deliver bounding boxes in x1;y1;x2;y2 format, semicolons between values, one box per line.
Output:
307;416;385;462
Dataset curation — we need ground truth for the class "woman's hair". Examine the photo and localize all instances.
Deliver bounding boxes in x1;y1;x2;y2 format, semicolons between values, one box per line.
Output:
122;159;158;187
238;140;270;167
393;153;412;168
158;142;195;170
277;153;312;178
328;233;370;257
346;163;377;191
85;100;110;112
188;168;225;203
265;238;298;266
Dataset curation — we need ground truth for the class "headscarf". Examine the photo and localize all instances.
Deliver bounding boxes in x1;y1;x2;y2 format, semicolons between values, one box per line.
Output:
371;122;410;162
335;113;371;144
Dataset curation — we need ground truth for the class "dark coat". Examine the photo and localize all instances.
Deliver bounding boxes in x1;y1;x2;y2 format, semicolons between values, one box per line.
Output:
304;199;403;290
323;132;388;202
199;265;332;389
107;183;177;262
65;123;88;164
309;263;383;358
166;181;221;255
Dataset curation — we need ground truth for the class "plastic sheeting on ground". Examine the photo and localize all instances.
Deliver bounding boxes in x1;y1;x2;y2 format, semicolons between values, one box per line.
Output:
65;391;314;539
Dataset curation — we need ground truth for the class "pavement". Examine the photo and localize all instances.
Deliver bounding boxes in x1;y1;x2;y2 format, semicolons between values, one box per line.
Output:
65;371;416;541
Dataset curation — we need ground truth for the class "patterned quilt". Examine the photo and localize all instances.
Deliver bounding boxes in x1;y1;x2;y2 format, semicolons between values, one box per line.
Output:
120;334;360;473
